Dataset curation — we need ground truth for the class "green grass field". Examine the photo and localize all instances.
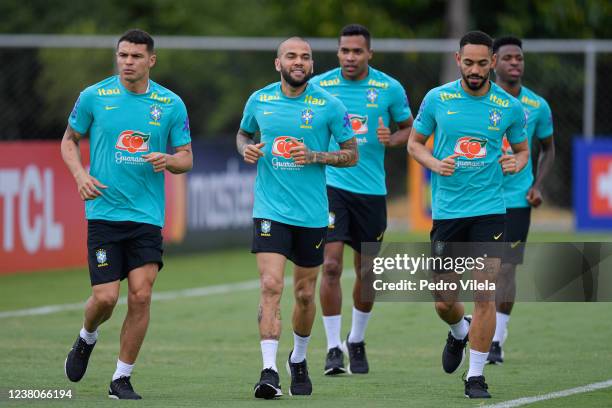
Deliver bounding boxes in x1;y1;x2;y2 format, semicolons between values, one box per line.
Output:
0;231;611;407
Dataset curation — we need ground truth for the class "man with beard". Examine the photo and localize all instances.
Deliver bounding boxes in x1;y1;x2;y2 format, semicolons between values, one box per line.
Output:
310;24;413;376
488;36;555;364
236;37;357;399
408;31;529;398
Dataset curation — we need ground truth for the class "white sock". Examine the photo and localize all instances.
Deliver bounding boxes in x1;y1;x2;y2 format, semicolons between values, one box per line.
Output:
493;312;510;343
290;332;310;363
449;317;469;340
112;359;134;381
466;349;489;379
260;340;278;372
348;307;371;343
79;327;98;345
322;315;342;350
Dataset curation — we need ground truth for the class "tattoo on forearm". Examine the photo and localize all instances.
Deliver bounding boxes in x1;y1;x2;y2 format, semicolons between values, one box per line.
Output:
311;137;358;167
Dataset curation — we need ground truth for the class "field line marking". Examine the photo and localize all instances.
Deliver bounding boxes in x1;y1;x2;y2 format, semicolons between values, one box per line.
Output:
482;379;612;408
0;271;355;319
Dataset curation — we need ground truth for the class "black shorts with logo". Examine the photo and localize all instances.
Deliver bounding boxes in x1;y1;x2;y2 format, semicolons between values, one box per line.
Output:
326;186;387;254
430;214;507;271
252;218;327;268
87;220;163;286
502;207;531;265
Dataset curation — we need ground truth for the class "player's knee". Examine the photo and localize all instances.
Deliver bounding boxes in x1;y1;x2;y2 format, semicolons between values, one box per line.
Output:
93;291;118;310
294;285;315;307
434;301;455;315
261;275;284;298
128;288;152;308
323;258;342;280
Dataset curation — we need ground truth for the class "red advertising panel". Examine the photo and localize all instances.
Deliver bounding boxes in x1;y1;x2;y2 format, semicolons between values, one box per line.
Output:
590;154;612;216
0;141;89;273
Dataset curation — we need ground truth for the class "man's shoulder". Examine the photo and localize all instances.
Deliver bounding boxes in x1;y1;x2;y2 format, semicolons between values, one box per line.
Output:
519;86;550;111
82;76;119;98
248;82;281;102
307;83;345;110
311;68;342;88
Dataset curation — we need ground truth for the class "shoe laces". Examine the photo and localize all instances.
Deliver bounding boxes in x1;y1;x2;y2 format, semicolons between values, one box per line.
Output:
114;376;134;392
467;376;488;390
351;342;366;359
446;332;466;351
327;347;342;359
293;361;308;381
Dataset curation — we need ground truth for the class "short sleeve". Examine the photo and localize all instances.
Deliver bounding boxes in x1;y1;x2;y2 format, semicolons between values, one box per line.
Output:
535;99;553;139
170;98;191;147
239;93;260;134
413;89;437;137
506;102;527;144
389;80;412;123
329;98;353;144
68;89;94;135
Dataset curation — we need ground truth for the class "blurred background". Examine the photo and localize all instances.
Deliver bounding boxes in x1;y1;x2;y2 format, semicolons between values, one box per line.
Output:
1;0;612;273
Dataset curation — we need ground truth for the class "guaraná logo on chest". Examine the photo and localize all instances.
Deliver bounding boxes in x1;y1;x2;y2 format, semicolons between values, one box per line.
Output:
116;130;151;153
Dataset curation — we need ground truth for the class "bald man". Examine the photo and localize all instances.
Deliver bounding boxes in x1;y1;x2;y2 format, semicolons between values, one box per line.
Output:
236;37;357;399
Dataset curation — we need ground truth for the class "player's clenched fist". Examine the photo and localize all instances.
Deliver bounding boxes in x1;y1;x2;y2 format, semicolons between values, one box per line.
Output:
436;153;459;176
289;142;313;165
499;153;517;174
242;142;265;164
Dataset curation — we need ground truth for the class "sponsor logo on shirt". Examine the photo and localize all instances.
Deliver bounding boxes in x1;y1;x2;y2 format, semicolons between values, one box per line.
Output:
521;95;540;108
304;95;326;106
259;93;280;102
367;79;389;89
271;136;304;171
115;130;151;153
349;114;368;135
490;94;510;108
439;91;462;102
318;78;340;87
454;136;488;159
97;87;120;96
150;92;172;104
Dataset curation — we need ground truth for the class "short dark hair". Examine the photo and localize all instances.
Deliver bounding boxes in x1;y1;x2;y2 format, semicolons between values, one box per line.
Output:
117;29;154;53
459;30;493;50
493;36;523;54
340;24;371;48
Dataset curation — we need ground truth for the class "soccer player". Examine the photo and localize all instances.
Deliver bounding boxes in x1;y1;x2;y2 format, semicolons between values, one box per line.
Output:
310;24;413;375
236;37;357;399
60;29;192;399
407;31;529;398
488;36;555;364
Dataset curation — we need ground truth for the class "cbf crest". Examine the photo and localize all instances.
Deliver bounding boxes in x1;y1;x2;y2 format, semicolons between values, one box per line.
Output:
488;108;502;130
95;248;108;267
300;108;314;129
261;220;272;236
366;88;379;106
149;104;163;126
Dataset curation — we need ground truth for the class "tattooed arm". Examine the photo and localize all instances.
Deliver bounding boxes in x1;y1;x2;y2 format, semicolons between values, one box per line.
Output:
289;137;358;167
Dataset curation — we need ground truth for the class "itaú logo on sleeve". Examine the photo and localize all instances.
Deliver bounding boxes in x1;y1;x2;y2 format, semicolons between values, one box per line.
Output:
271;136;303;159
453;136;488;159
115;130;151;154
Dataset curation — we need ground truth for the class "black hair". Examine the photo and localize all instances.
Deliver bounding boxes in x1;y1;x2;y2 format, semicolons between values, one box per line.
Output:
493;36;523;54
117;29;154;53
459;30;493;50
339;24;371;48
